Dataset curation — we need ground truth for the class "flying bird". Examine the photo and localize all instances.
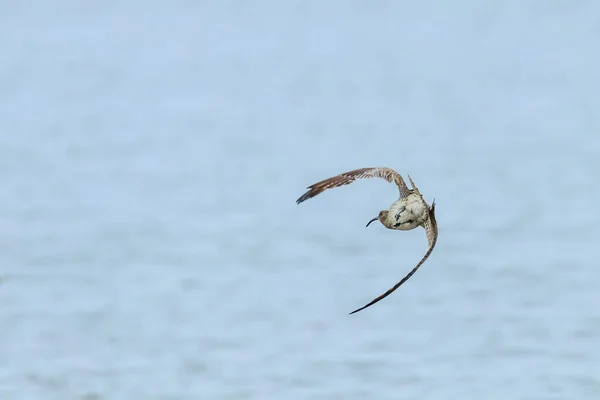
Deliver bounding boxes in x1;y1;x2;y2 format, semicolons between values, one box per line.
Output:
296;167;438;314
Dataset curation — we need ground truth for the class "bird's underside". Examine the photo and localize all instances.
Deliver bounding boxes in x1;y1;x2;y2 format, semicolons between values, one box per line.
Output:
296;167;438;315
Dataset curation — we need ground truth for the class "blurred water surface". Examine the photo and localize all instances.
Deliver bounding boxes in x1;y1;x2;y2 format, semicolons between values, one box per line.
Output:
1;1;599;399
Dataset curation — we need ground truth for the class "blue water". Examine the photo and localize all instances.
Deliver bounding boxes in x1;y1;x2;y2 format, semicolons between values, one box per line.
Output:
1;1;599;399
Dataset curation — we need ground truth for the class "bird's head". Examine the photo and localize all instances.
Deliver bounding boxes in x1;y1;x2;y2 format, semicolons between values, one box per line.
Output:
366;210;388;227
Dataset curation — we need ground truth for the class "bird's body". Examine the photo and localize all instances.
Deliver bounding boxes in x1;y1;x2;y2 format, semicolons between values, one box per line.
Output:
384;193;429;230
296;167;437;314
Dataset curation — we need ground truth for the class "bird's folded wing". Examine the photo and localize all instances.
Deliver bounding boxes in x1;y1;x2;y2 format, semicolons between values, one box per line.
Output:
296;167;410;204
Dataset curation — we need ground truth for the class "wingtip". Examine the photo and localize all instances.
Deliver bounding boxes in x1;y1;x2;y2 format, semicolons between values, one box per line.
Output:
407;174;416;189
348;305;366;315
296;192;309;204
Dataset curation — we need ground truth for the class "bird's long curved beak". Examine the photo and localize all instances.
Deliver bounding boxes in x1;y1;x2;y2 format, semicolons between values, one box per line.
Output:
366;217;378;227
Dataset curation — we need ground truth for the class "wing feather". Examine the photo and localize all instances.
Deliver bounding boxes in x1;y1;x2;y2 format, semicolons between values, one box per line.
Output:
296;167;410;204
349;201;438;315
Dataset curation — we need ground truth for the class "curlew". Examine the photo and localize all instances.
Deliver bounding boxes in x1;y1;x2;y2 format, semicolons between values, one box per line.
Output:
296;167;438;314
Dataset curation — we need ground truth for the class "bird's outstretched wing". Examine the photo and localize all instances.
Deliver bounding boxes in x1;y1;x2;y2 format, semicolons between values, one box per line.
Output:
349;201;438;315
296;167;410;204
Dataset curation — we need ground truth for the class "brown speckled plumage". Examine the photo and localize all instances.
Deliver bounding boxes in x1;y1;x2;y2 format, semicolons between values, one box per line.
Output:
296;167;411;204
296;167;438;315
